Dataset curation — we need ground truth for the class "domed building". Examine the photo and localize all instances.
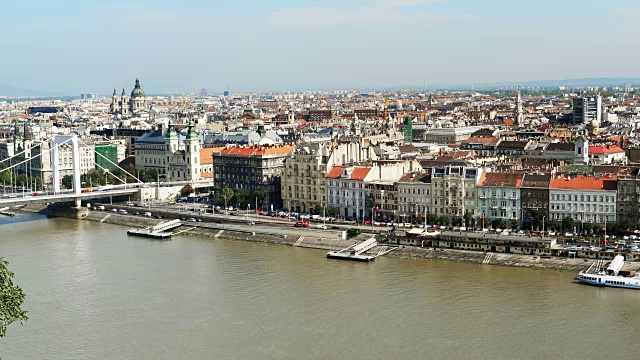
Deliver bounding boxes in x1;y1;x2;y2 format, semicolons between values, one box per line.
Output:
110;78;148;117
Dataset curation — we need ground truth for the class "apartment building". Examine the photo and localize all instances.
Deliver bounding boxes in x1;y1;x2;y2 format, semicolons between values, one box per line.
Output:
549;175;617;224
477;172;524;229
431;166;483;220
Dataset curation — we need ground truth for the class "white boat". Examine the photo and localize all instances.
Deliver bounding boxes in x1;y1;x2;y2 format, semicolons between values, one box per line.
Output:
576;256;640;289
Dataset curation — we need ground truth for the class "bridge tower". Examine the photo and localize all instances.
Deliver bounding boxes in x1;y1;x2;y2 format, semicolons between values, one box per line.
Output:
52;134;82;206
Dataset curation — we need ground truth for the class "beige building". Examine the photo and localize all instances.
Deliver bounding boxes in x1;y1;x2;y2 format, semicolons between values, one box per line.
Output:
281;140;374;213
430;165;483;219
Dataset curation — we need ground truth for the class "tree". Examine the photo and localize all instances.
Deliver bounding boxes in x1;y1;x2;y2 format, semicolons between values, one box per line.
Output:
221;187;234;210
327;206;340;217
494;218;507;229
562;216;574;232
0;257;28;337
530;210;547;230
253;188;266;209
463;211;473;228
180;184;195;198
61;174;73;189
235;189;250;208
312;204;323;216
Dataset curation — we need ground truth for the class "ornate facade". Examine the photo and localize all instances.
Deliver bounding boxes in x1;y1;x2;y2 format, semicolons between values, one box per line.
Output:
110;78;148;116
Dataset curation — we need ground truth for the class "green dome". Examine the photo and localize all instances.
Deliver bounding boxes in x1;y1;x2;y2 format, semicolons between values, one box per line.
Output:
130;78;145;98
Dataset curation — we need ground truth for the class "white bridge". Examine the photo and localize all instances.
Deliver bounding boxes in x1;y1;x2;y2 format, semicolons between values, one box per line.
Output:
0;134;214;208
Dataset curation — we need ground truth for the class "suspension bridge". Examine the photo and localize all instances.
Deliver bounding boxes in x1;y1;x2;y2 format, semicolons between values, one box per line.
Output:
0;134;213;207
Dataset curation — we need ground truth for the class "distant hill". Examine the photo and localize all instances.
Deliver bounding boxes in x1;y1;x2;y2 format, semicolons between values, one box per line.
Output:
0;84;61;97
475;77;640;89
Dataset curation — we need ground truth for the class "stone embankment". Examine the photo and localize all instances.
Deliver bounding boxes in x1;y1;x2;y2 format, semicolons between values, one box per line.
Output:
21;205;628;272
388;246;594;271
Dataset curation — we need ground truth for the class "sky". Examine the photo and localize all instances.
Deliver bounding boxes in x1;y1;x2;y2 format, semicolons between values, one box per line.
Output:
1;0;639;95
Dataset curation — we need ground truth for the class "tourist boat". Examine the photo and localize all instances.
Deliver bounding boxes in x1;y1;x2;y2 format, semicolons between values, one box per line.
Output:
576;255;640;289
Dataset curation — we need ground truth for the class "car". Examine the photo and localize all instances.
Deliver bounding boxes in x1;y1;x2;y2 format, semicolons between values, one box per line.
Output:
374;222;381;226
247;221;255;226
459;227;466;231
144;212;152;217
547;231;556;236
188;218;197;222
111;208;118;212
156;215;163;219
564;232;573;237
315;224;327;230
118;209;127;214
364;220;371;225
230;212;238;216
294;221;309;227
97;205;105;211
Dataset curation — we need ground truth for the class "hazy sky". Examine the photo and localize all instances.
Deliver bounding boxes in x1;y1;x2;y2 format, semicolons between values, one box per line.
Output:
1;0;639;95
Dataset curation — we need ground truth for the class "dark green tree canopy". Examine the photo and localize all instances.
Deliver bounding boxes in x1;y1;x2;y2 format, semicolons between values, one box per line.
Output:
0;257;28;337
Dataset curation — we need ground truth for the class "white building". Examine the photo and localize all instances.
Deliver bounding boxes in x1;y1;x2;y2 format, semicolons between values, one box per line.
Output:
588;145;627;165
549;175;617;225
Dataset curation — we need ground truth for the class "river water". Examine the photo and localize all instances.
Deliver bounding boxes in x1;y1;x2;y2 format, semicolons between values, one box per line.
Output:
1;214;640;359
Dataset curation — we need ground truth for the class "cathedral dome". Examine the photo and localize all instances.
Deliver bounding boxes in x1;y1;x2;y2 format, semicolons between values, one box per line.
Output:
130;78;145;98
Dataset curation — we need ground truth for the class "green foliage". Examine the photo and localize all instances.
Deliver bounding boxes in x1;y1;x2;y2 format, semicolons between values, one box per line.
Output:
0;162;11;185
562;216;574;232
463;211;473;228
221;187;234;208
61;174;73;189
234;189;250;207
327;206;339;217
0;257;28;337
253;188;266;207
493;218;507;229
312;204;323;216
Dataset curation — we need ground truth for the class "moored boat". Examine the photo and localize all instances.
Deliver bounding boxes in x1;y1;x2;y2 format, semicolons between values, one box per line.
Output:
577;255;640;289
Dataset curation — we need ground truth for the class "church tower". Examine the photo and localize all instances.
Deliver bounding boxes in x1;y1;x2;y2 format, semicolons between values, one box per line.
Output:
184;120;199;181
110;88;120;114
574;134;589;165
514;86;524;129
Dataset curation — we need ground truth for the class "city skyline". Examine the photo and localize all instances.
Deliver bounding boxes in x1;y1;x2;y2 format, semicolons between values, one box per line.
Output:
1;0;639;94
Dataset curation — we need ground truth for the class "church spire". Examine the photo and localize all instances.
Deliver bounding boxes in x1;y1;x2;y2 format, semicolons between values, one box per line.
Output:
185;119;197;141
514;86;524;129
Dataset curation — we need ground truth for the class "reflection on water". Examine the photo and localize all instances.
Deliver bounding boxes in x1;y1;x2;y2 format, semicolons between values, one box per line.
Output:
1;218;640;360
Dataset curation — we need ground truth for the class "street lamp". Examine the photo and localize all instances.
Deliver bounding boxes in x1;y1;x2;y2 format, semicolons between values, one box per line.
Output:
542;215;546;238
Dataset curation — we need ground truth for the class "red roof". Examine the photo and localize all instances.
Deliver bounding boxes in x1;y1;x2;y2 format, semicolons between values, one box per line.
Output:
350;167;371;181
588;145;624;155
477;172;523;188
327;166;344;179
550;175;617;190
325;166;371;180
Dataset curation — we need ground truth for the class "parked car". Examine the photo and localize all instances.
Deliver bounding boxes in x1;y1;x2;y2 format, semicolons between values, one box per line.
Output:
315;224;327;230
294;221;309;227
230;212;238;216
97;205;105;211
143;212;152;217
247;221;255;226
188;218;197;222
118;209;127;214
364;220;371;225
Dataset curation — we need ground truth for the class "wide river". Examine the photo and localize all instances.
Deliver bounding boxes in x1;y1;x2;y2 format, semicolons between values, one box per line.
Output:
1;214;640;359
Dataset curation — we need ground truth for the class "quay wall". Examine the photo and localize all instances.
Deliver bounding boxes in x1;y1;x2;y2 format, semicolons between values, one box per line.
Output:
21;206;622;272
